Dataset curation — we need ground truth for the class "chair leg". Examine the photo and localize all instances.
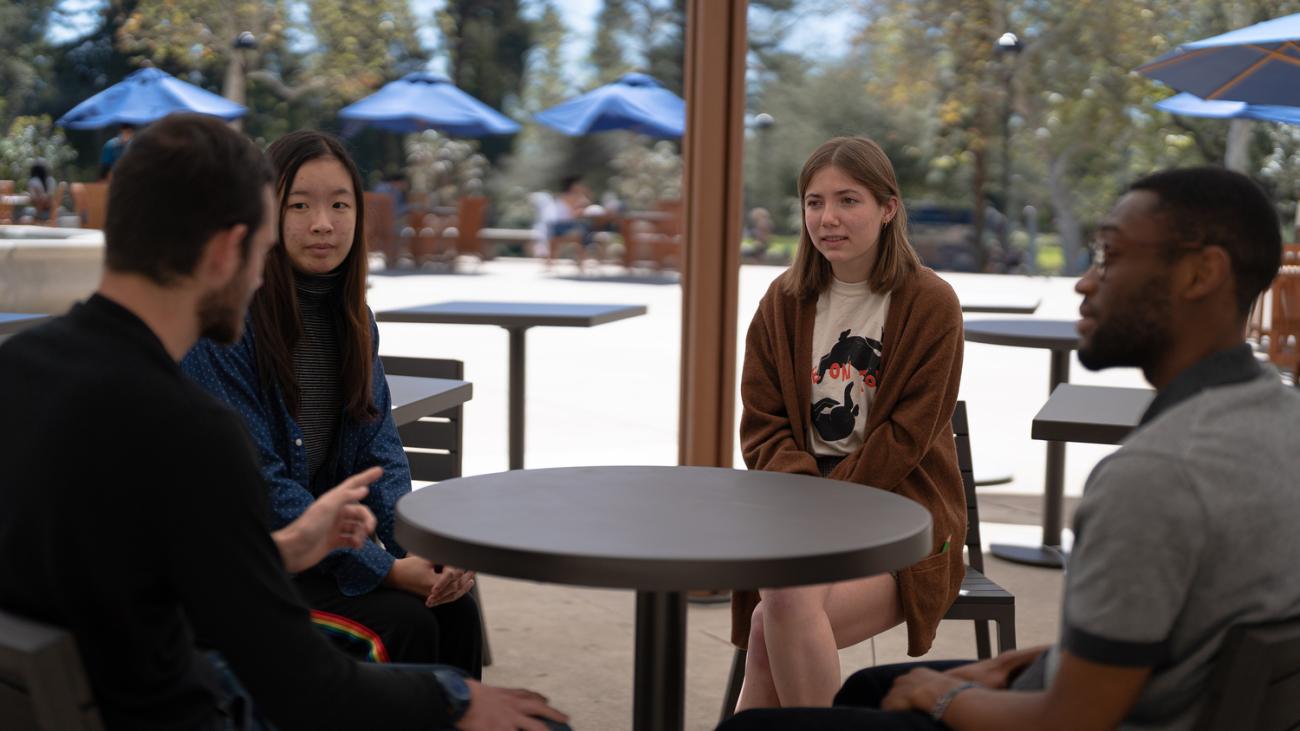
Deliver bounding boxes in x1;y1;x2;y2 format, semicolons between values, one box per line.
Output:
996;613;1017;654
470;582;493;667
974;619;993;659
719;648;746;724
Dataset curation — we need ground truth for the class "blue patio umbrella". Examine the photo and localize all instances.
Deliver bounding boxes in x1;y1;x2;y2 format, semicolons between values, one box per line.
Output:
57;67;247;129
337;72;520;137
1137;12;1300;106
1154;91;1300;125
534;72;685;138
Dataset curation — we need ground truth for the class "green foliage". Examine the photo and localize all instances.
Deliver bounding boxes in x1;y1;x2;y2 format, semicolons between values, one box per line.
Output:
0;0;57;127
608;138;682;209
0;116;77;184
404;131;489;207
308;0;427;105
439;0;529;162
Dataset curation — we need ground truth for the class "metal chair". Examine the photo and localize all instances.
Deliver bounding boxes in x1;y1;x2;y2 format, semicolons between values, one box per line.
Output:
0;608;102;730
382;355;464;483
718;401;1014;723
379;355;490;666
943;401;1017;660
1195;617;1300;731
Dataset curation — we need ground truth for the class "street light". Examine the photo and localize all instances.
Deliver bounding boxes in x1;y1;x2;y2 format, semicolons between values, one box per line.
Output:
223;31;258;130
996;31;1023;269
749;112;776;215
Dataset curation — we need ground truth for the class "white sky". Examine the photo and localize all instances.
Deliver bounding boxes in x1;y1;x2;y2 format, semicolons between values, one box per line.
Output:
46;0;853;81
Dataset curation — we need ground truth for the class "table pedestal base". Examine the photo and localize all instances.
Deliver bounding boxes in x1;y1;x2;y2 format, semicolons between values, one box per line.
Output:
634;590;686;731
990;543;1068;568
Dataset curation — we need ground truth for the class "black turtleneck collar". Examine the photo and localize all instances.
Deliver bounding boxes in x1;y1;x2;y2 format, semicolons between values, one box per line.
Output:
293;267;343;303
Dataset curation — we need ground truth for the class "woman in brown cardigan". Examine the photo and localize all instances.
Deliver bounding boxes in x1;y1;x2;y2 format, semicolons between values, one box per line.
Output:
732;136;965;711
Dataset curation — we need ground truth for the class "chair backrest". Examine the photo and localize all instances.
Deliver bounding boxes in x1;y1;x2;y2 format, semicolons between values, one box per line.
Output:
1195;617;1300;731
0;609;102;730
951;401;985;573
0;180;14;223
1268;269;1300;377
77;182;108;230
655;199;683;238
380;356;464;483
362;192;398;263
456;196;488;257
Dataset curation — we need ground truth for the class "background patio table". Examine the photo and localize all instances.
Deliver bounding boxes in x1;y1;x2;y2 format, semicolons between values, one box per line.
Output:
1032;383;1152;446
0;313;50;336
376;301;646;470
964;318;1080;569
959;296;1041;315
395;465;932;731
385;374;473;427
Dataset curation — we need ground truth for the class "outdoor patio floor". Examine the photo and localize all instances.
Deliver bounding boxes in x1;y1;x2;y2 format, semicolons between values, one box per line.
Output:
369;256;1147;730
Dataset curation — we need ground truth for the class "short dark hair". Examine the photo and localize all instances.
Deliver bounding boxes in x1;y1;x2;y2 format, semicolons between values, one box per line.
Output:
1129;167;1282;315
559;174;582;192
104;114;272;284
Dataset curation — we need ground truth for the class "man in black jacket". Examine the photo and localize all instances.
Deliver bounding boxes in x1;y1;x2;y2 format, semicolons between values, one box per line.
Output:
0;114;568;731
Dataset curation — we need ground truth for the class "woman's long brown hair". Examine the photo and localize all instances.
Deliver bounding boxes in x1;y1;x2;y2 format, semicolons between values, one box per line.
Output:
252;130;377;422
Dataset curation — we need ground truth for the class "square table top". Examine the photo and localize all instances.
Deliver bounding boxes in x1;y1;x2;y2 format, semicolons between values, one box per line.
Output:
377;301;647;329
959;296;1041;315
386;375;473;427
963;318;1081;351
1032;383;1154;445
0;313;51;336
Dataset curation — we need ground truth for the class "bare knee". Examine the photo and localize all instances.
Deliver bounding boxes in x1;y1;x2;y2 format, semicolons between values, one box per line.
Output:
747;604;769;661
758;586;821;624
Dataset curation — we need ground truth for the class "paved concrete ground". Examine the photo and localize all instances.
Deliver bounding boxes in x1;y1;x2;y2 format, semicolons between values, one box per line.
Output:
369;257;1146;730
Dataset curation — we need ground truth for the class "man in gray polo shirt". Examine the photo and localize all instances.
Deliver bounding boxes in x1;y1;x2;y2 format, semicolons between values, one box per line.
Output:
719;168;1300;731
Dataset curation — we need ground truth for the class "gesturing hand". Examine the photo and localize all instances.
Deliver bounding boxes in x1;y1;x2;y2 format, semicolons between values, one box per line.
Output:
456;681;569;731
273;467;381;573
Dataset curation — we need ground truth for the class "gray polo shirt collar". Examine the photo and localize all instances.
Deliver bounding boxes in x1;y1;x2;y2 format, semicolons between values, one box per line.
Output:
1140;343;1261;426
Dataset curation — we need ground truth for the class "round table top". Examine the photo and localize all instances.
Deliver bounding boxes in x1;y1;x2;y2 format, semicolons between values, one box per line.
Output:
963;318;1080;351
395;465;933;591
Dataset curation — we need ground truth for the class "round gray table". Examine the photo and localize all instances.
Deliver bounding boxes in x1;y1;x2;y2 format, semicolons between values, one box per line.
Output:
964;318;1080;569
395;465;932;731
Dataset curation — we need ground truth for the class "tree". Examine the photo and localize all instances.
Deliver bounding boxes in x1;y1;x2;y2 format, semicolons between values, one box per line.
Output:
589;0;636;84
0;0;58;125
307;0;427;104
438;0;530;161
857;0;1002;268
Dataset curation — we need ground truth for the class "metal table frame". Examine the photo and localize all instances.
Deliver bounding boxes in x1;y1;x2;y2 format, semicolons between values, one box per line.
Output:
965;318;1081;569
377;302;646;470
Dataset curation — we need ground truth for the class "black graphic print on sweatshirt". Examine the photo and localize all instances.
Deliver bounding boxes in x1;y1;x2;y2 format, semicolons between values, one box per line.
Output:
810;329;883;442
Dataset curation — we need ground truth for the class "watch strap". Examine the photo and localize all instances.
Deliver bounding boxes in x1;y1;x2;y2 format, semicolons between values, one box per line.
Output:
930;680;980;721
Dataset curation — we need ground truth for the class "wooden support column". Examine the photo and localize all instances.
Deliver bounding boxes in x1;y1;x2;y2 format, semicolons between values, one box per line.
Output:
679;0;747;467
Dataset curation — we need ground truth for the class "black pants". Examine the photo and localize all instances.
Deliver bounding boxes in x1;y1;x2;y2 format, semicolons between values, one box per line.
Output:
295;570;483;678
717;660;972;731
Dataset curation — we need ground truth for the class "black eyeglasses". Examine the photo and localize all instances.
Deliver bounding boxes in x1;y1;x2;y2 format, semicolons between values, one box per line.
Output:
1088;238;1204;280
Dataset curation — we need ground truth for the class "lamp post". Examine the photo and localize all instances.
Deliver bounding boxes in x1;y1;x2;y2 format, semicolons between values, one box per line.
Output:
751;112;775;213
223;31;257;131
996;31;1023;269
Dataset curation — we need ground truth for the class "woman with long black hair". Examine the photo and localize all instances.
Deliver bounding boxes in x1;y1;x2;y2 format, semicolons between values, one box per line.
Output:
183;130;481;675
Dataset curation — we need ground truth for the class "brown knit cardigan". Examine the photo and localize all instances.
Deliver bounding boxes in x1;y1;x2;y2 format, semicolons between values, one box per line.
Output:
732;266;966;657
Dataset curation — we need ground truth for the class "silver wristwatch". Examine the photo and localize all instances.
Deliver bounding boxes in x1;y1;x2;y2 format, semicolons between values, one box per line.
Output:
930;680;980;721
